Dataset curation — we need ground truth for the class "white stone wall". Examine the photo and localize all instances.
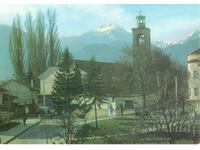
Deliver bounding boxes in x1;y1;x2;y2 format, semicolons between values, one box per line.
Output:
40;73;56;95
188;62;200;101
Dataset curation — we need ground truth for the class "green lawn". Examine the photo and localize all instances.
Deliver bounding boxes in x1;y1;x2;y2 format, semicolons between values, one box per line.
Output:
81;117;146;144
85;109;109;121
75;109;197;144
90;117;143;129
80;117;197;144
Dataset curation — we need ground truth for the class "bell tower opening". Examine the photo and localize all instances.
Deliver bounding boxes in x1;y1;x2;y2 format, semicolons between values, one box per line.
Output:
137;34;145;47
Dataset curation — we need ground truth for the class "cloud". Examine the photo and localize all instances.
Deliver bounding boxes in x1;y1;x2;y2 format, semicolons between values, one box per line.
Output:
0;4;36;25
68;5;135;27
54;5;136;36
0;4;199;41
150;14;200;41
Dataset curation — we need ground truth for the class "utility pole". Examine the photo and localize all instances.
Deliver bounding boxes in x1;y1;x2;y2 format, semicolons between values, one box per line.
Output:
42;80;46;106
175;76;178;120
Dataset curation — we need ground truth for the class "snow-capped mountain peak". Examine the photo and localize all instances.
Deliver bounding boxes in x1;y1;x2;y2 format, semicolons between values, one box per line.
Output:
153;40;181;48
154;30;200;49
181;30;200;43
81;23;131;41
94;23;121;33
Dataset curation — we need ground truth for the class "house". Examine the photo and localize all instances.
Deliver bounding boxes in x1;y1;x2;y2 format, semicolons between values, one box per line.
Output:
187;49;200;116
0;87;16;122
0;79;38;117
0;87;14;112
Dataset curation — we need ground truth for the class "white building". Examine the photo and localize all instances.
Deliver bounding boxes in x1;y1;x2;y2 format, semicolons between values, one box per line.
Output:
187;49;200;115
38;66;87;107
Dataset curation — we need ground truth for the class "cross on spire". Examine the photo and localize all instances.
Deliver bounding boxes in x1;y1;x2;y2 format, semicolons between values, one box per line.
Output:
139;10;142;15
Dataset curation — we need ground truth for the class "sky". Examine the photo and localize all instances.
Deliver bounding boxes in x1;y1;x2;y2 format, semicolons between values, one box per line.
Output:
0;4;200;41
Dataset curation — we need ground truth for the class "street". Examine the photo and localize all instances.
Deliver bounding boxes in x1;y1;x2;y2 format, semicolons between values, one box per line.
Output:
10;119;62;144
9;117;113;144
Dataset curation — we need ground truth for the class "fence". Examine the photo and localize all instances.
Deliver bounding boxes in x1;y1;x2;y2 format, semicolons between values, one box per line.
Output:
0;111;14;123
144;119;200;143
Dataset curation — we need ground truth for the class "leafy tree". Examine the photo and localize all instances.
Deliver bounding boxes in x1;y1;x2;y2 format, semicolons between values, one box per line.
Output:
25;12;37;81
152;72;191;144
9;9;61;87
120;45;153;112
120;45;187;114
25;9;60;86
9;14;27;83
35;10;48;74
120;46;136;94
86;56;107;129
133;45;153;112
47;8;61;66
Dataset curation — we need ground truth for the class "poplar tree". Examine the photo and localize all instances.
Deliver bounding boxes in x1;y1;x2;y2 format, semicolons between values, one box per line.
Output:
25;12;37;80
9;15;27;83
36;10;48;74
47;9;61;66
9;9;61;85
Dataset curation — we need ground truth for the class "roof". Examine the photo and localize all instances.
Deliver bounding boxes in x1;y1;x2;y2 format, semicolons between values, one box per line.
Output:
0;79;34;105
187;48;200;56
38;59;117;80
75;59;116;74
38;67;58;80
0;87;8;92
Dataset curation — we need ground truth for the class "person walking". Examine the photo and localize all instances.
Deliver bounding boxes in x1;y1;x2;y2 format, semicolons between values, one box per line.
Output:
23;114;26;126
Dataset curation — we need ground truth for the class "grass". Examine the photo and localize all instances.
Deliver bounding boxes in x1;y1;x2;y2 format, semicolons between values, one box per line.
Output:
90;117;142;129
81;115;197;144
81;117;146;144
0;121;21;131
85;109;109;121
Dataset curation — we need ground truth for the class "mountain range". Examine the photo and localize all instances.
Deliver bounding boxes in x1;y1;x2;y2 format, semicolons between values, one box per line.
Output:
0;24;200;79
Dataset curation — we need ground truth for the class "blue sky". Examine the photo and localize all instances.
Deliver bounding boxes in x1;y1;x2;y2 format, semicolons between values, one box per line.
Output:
0;4;200;41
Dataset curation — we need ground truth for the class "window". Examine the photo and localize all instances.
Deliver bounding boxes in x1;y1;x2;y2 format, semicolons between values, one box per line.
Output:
125;100;134;109
194;87;199;96
189;88;191;96
193;71;198;79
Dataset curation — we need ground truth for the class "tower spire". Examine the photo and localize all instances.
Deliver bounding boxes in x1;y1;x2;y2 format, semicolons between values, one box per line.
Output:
139;10;142;15
136;11;145;28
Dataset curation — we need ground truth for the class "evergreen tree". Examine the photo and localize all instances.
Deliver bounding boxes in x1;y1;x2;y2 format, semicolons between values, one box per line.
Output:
86;56;107;129
52;48;83;143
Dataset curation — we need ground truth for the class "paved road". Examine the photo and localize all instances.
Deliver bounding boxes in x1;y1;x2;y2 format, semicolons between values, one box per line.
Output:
10;117;114;144
10;119;63;144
